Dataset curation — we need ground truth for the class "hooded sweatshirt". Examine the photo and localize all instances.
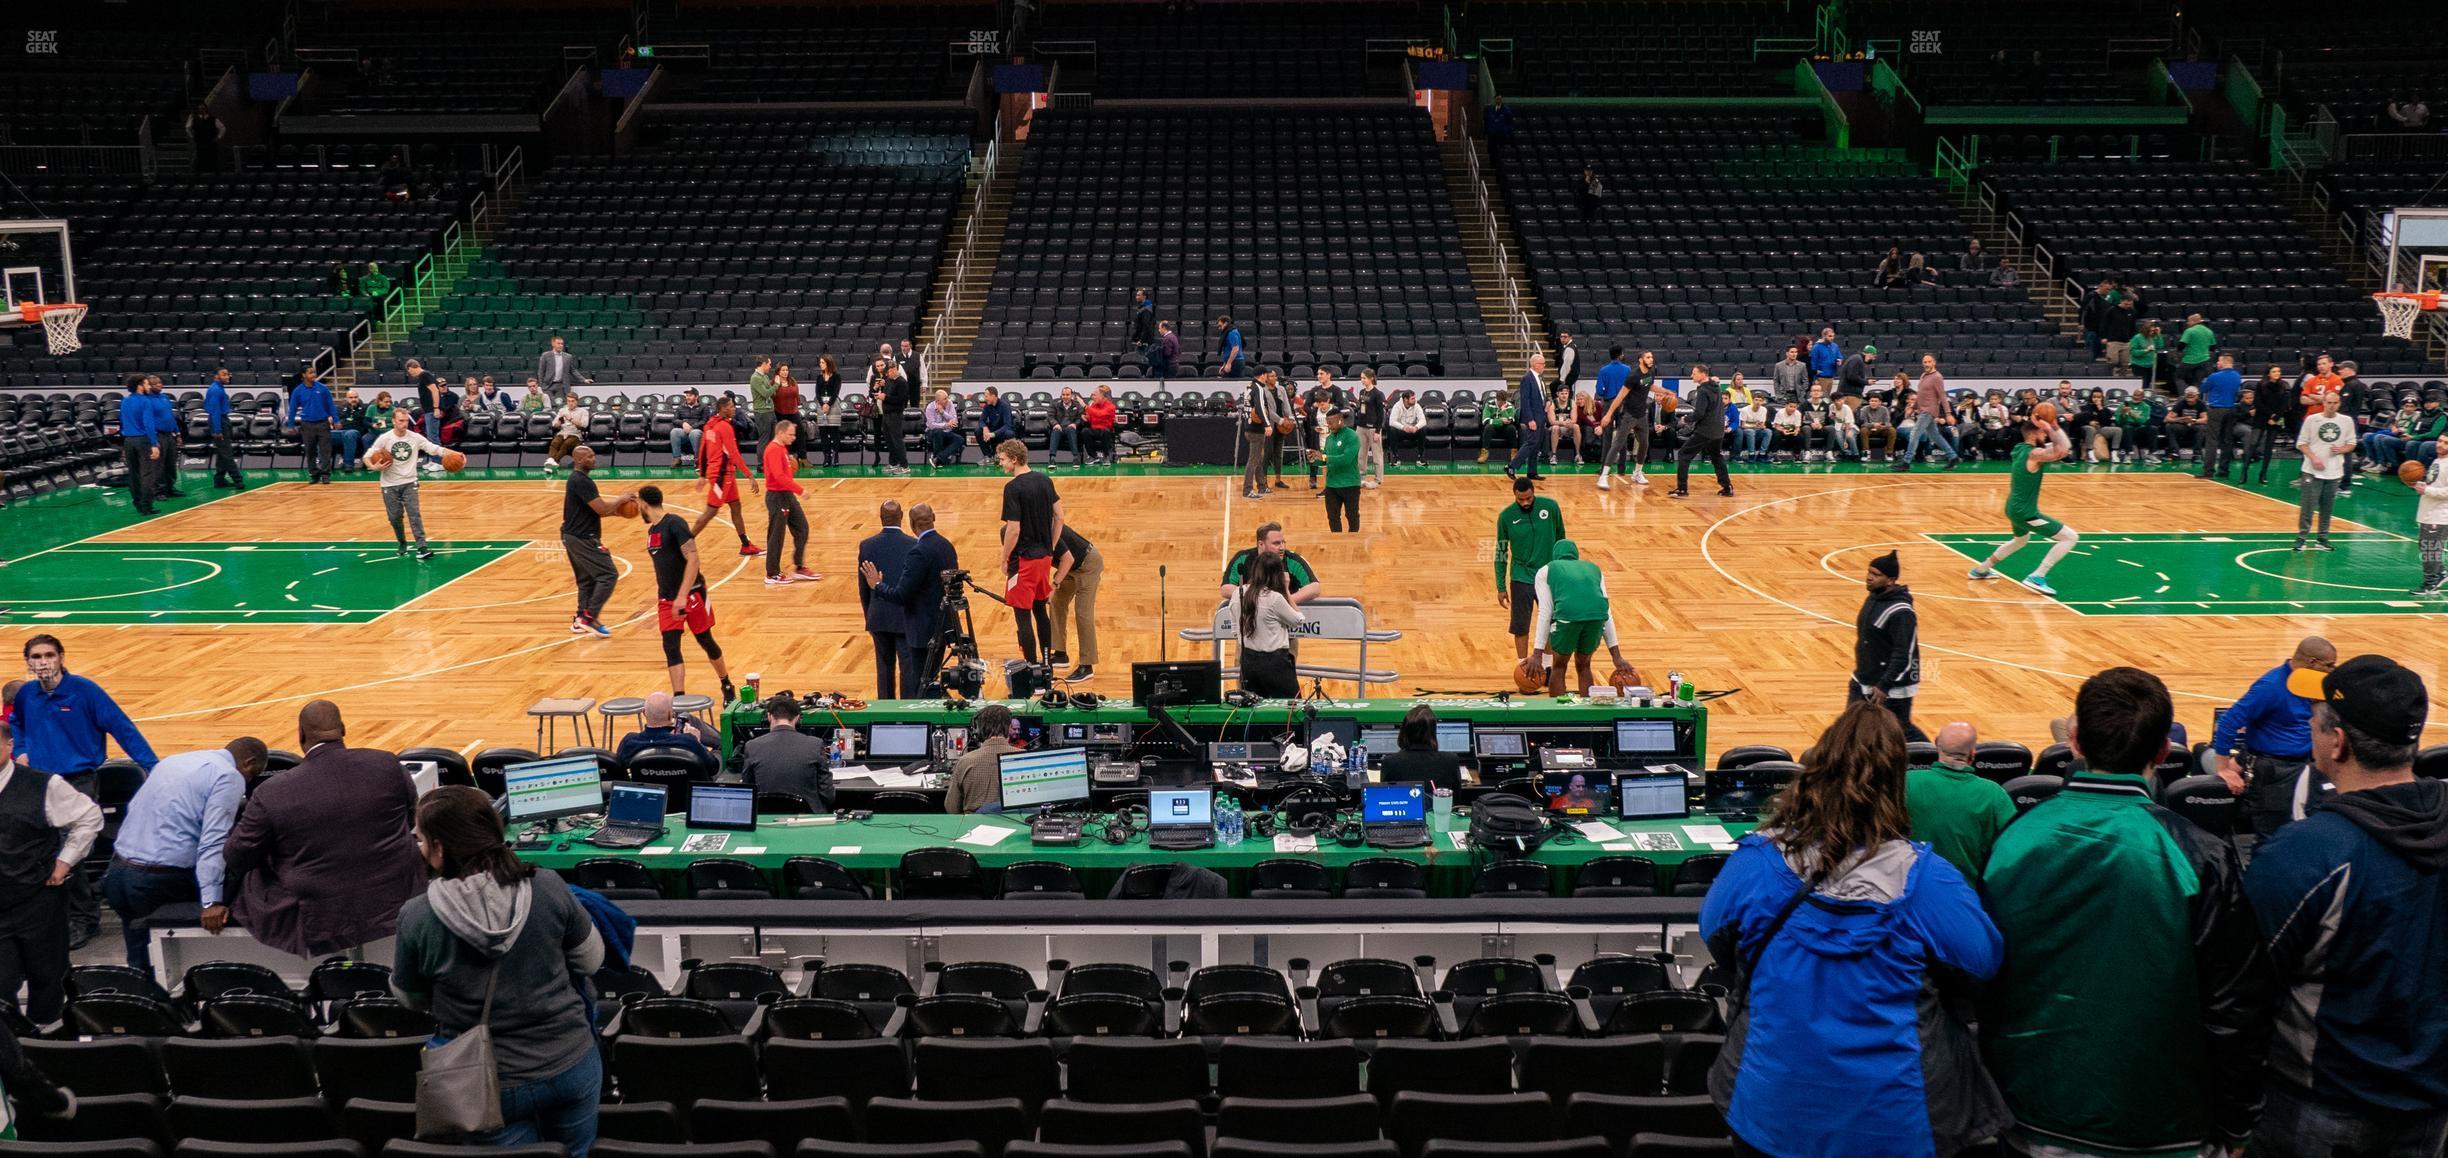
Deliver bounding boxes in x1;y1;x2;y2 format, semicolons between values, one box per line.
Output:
2245;777;2448;1115
1531;541;1618;652
394;868;604;1084
1702;831;2008;1157
1853;584;1920;698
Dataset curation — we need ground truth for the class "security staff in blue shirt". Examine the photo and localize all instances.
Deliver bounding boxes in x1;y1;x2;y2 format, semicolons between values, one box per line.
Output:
143;375;184;499
203;367;244;489
2200;353;2246;480
12;634;159;949
100;737;265;971
117;377;161;515
2214;635;2336;837
287;365;338;484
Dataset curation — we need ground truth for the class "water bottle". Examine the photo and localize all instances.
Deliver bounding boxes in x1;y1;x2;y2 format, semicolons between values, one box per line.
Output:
1350;741;1368;777
1219;798;1243;846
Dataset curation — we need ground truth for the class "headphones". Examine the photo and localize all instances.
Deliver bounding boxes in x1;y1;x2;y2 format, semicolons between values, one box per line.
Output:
1099;804;1149;846
1274;781;1347;839
1224;689;1263;708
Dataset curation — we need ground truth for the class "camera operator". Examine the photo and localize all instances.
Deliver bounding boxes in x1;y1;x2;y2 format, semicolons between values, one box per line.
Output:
858;503;959;700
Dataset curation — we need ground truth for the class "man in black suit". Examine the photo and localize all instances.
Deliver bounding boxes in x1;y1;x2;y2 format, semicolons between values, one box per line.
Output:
742;695;833;812
223;701;426;960
856;500;917;698
860;502;960;696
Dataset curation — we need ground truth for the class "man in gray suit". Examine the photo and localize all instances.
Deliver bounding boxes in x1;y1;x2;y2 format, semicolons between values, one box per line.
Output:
536;335;590;404
742;695;833;812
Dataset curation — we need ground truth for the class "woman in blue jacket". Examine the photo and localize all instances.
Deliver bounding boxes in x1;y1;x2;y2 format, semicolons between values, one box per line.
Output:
1700;700;2009;1157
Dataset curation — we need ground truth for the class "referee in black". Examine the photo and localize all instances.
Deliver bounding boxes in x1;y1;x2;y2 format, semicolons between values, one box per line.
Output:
561;445;631;637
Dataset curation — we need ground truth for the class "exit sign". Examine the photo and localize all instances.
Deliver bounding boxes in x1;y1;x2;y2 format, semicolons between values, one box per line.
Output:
635;45;656;58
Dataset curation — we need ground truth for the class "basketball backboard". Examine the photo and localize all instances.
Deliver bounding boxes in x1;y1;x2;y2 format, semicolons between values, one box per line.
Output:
0;219;76;324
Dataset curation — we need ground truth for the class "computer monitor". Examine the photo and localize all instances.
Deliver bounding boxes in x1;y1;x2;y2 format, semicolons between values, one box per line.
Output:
1143;757;1211;788
1475;731;1526;758
1705;767;1796;816
1615;772;1690;821
867;722;932;759
1615;718;1679;755
1359;726;1400;756
502;755;605;824
605;784;669;827
687;784;758;831
1362;783;1427;825
1313;717;1359;749
1148;788;1214;831
999;747;1093;811
1132;660;1225;706
1434;721;1473;754
1540;770;1612;817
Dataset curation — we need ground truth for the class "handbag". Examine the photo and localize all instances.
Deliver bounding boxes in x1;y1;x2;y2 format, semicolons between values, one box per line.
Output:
414;962;504;1138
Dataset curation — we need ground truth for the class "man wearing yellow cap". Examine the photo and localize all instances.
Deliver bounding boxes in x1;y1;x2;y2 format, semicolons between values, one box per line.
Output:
2211;636;2338;838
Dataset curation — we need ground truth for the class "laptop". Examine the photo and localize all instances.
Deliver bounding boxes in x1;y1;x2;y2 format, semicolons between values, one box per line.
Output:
1146;788;1216;850
687;784;758;832
587;784;669;849
1361;783;1430;849
1614;771;1691;822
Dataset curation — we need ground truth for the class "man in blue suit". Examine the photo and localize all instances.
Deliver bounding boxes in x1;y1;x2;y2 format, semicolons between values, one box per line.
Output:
1509;352;1553;481
856;500;918;699
204;367;244;489
118;377;161;515
976;387;1020;451
860;503;959;699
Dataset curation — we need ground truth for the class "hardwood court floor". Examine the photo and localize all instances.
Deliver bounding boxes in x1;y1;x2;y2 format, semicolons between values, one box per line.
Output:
7;459;2443;759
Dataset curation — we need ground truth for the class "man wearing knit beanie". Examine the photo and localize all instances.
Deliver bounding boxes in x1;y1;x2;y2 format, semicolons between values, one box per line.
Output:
1851;550;1929;741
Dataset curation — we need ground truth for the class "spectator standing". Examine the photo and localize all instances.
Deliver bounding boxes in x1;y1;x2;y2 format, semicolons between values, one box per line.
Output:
1572;167;1603;221
811;356;844;467
2200;354;2245;478
1898;353;1962;472
770;362;802;461
1128;288;1156;361
1267;369;1303;490
1509;353;1552;481
1316;410;1362;533
945;704;1020;813
227;701;427;960
747;356;776;444
536;335;588;404
859;504;959;696
394;786;604;1157
1214;315;1243;378
2244;656;2448;1157
1483;95;1514;147
2128;317;2165;391
1554;331;1580;391
142;374;183;500
1046;525;1104;683
11;635;156;951
1771;345;1808;398
1700;700;2008;1158
876;358;914;474
668;387;709;468
1241;370;1277;499
2100;297;2139;374
741;696;833;811
1909;721;2014;876
2080;280;2121;360
1850;551;1929;742
1234;553;1305;699
898;340;925;400
1153;320;1180;380
0;722;105;1024
289;365;337;483
1808;327;1843;388
1981;666;2272;1158
2386;95;2430;129
203;367;244;489
856;501;917;698
1836;344;1877;407
2214;636;2336;838
2176;313;2217;392
1354;369;1388;487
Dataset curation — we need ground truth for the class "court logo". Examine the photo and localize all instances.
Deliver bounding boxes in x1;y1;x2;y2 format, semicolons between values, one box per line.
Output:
26;30;59;54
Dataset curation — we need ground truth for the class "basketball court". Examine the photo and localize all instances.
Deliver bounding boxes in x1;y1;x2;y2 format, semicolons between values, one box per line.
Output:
3;459;2440;759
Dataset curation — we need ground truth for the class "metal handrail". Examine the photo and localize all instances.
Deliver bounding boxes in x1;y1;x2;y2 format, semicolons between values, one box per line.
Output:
1450;102;1538;365
921;109;1008;389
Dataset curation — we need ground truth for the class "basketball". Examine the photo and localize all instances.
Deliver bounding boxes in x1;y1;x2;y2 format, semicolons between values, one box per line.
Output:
2402;461;2429;487
615;496;642;519
1608;665;1643;690
1657;394;1679;414
440;449;467;472
1512;658;1547;694
1274;417;1296;435
2032;402;2058;424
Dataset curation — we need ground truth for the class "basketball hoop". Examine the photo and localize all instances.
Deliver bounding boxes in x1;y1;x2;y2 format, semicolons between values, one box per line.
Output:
2374;291;2441;341
18;302;88;355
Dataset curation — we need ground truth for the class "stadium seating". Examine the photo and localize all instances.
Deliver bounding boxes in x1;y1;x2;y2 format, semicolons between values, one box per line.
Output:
1037;3;1430;100
287;10;621;116
1501;110;2088;380
1461;1;1809;98
970;109;1499;381
379;110;970;387
651;3;989;103
1981;159;2430;373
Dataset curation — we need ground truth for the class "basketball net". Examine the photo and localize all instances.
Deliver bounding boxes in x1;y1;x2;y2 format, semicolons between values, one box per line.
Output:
2378;295;2425;341
37;304;86;355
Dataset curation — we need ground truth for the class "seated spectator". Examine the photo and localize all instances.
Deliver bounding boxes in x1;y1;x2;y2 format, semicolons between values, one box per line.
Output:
2080;389;2122;463
1981;667;2271;1158
1975;391;2015;459
1823;388;1862;461
1907;721;2014;876
1378;704;1464;792
924;388;962;467
1957;239;1992;273
1388;389;1429;464
742;693;833;812
520;379;551;413
2114;390;2156;463
975;386;1018;450
668;388;710;468
443;378;476;445
1702;700;2007;1156
1084;384;1120;463
335;393;370;473
359;262;392;301
1736;397;1772;463
1770;400;1805;459
1989;261;2021;288
2243;656;2448;1156
1901;252;1937;287
2165;386;2207;460
1049;386;1085;465
945;704;1020;813
476;376;514;413
1950;392;1983;458
2388;95;2431;130
1857;396;1897;460
1553;392;1588;463
614;691;717;768
543;394;589;471
226;700;427;960
393;786;604;1154
1873;246;1906;287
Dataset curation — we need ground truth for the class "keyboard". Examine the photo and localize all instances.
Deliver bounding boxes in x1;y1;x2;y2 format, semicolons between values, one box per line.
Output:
587;824;664;849
1149;827;1215;851
1365;823;1429;850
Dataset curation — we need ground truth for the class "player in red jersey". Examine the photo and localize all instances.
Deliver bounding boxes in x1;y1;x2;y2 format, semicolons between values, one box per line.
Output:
693;395;761;556
637;485;735;701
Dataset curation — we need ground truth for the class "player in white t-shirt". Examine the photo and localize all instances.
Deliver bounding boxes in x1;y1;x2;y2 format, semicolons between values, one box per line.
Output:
363;407;444;559
2293;389;2356;553
2416;436;2448;596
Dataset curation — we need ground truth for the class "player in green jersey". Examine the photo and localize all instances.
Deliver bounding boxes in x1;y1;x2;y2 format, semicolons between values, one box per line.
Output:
1968;417;2078;595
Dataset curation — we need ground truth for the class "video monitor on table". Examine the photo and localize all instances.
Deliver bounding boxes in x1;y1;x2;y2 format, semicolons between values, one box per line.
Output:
1615;719;1679;756
1614;771;1690;822
999;747;1093;811
503;755;604;824
1434;721;1473;754
1132;660;1224;706
686;784;758;832
867;722;932;759
1540;770;1612;817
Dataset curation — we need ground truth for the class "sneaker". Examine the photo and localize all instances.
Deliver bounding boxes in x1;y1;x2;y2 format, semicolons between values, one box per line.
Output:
420;462;439;474
1716;488;1734;497
1476;449;1489;463
1630;470;1648;485
1667;490;1689;499
2313;541;2335;552
720;678;737;702
792;567;820;581
2293;540;2308;552
584;619;612;637
1968;567;1997;580
570;618;591;634
397;544;409;558
765;574;794;587
739;542;764;556
1063;665;1095;683
2022;574;2058;596
1596;471;1611;491
416;547;435;561
1362;479;1380;489
2414;582;2445;596
1273;480;1290;490
1945;459;1961;471
1047;651;1070;667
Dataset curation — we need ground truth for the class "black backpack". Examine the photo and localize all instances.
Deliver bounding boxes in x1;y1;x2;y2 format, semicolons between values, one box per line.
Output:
1469;794;1555;855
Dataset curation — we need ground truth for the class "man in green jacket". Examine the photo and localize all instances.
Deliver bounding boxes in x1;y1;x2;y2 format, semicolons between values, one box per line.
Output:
1981;666;2273;1157
747;356;776;443
1494;475;1564;661
2176;313;2217;393
1530;539;1630;696
1316;410;1363;533
1906;721;2015;876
